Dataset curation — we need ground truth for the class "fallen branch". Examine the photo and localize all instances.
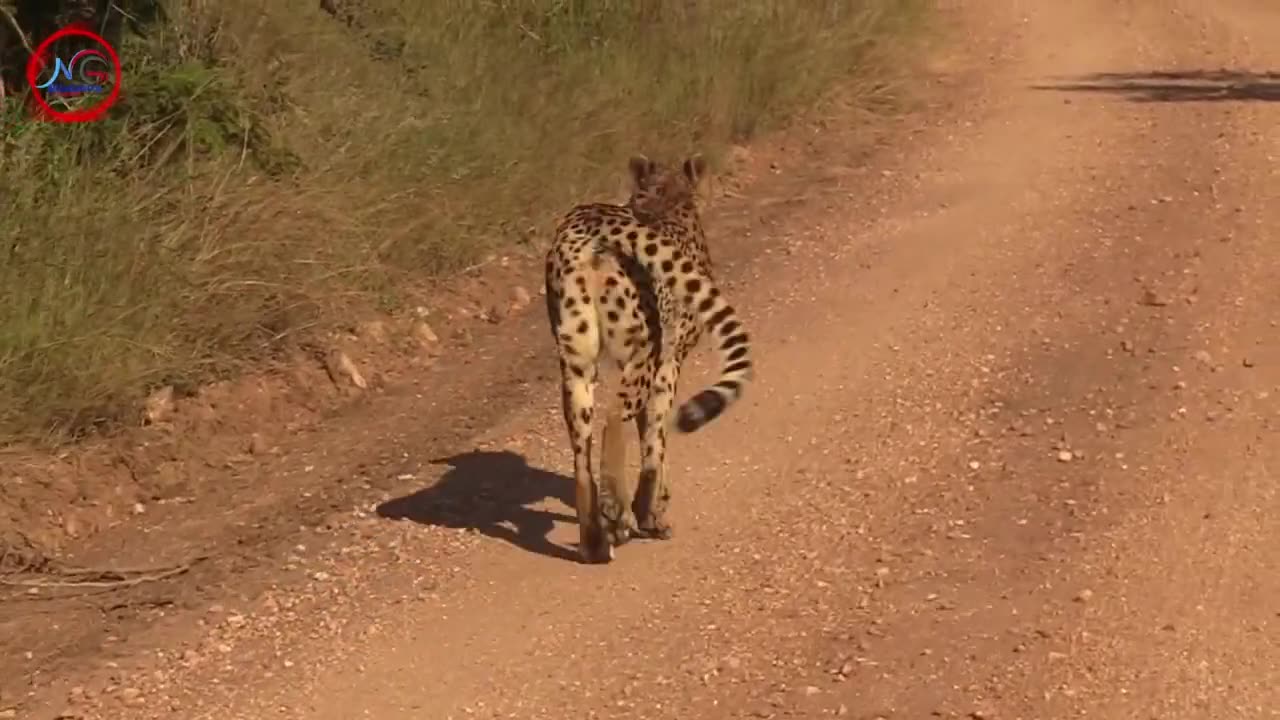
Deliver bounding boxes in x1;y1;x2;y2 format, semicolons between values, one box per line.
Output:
0;5;34;56
0;556;207;590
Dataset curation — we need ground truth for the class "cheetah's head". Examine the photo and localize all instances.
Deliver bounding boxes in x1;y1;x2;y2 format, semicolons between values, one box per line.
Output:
626;153;708;216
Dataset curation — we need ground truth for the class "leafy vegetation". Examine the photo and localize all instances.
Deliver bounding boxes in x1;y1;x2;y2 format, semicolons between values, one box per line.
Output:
0;0;928;444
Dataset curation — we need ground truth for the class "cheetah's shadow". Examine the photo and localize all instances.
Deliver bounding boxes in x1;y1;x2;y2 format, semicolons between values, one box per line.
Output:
375;450;580;562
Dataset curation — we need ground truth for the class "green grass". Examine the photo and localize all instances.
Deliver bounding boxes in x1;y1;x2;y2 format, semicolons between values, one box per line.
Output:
0;0;929;445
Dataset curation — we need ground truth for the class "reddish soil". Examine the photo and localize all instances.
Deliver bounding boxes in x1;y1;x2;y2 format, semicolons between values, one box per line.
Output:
4;0;1280;717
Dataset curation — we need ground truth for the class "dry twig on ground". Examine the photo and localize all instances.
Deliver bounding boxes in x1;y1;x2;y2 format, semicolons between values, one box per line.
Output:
0;556;208;591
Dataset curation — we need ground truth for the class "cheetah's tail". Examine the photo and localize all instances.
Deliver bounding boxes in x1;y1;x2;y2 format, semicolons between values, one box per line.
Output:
672;278;753;434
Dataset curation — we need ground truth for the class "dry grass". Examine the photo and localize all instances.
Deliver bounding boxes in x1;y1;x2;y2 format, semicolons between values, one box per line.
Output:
0;0;930;444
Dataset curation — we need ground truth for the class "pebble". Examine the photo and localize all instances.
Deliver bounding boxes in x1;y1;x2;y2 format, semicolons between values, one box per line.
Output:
356;320;387;343
412;321;440;347
1056;450;1074;462
511;286;532;310
248;433;270;455
324;349;367;390
1140;288;1169;306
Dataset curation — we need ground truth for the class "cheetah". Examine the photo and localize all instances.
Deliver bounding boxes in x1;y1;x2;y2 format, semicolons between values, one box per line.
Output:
544;153;754;564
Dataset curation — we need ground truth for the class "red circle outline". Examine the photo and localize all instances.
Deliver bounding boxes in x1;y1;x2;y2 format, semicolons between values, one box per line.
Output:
26;25;122;123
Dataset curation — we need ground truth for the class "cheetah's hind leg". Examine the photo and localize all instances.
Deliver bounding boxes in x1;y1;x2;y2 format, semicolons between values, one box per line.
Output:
632;385;675;541
598;406;638;547
558;358;612;564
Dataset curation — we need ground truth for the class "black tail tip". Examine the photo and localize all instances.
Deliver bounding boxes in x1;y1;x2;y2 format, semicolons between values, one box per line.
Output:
675;390;727;433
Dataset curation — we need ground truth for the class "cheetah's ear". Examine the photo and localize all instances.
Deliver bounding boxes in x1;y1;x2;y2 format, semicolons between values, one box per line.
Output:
629;154;655;185
682;154;707;185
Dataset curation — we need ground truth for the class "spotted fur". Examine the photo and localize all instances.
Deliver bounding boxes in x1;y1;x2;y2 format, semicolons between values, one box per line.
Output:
544;153;754;563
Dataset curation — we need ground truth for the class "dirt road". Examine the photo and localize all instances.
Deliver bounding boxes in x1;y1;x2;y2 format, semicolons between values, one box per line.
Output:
10;0;1280;717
